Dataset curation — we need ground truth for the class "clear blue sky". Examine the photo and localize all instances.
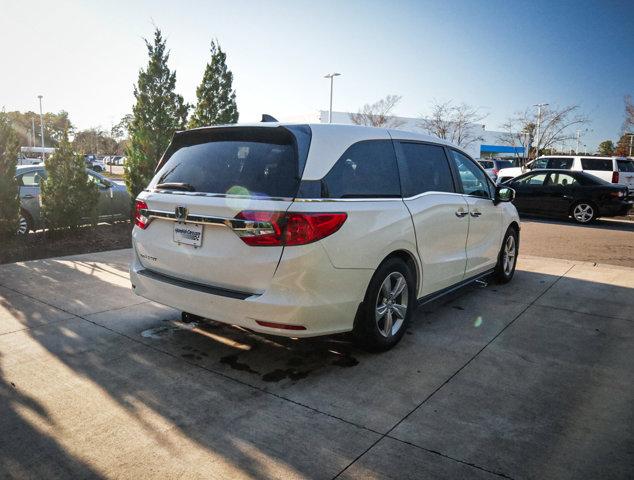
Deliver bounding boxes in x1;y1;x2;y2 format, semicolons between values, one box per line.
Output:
1;0;632;150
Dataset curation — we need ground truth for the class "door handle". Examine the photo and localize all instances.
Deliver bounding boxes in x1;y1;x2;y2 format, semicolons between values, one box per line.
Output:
455;208;468;218
470;210;482;217
21;194;34;199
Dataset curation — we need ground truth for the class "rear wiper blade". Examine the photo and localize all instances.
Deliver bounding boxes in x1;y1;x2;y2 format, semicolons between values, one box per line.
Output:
155;182;196;191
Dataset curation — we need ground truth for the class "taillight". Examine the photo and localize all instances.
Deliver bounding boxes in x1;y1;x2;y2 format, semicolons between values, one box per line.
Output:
492;168;499;175
609;190;626;198
234;211;347;246
612;171;619;183
134;200;150;229
234;211;284;246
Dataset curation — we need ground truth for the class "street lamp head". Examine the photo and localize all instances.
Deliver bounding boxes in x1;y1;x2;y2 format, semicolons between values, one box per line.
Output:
324;72;341;79
38;95;43;99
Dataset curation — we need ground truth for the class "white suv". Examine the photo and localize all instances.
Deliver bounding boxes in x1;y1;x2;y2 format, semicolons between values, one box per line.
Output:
497;155;634;186
130;124;520;351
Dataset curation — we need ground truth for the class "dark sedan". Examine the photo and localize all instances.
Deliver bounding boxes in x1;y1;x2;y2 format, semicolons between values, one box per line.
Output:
504;169;633;224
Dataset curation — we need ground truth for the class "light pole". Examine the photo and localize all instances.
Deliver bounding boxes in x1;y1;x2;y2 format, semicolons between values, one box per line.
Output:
324;73;341;123
38;95;45;159
576;130;581;154
533;103;548;159
627;133;634;157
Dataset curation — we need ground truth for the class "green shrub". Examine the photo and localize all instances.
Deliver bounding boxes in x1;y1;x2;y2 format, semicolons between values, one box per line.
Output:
41;132;99;231
0;110;20;239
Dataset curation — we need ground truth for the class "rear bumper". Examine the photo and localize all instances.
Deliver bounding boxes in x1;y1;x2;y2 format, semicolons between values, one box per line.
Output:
599;199;634;217
129;243;373;338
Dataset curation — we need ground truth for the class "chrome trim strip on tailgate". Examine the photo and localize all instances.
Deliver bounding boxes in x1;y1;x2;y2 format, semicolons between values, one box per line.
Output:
136;268;256;300
140;208;277;237
145;189;294;202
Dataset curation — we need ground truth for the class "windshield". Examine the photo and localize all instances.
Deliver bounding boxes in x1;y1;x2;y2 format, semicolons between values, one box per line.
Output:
151;126;310;198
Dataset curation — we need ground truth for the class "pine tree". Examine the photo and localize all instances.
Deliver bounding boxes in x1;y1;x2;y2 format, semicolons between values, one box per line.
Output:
125;28;188;200
189;40;239;128
0;110;21;238
41;132;99;231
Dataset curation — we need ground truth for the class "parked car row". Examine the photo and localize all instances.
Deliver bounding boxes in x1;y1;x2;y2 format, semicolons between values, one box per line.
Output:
104;155;126;166
84;154;106;172
477;158;515;181
15;165;131;234
496;155;634;186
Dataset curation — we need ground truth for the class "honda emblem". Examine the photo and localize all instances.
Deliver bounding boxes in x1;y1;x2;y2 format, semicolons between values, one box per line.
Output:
175;206;188;222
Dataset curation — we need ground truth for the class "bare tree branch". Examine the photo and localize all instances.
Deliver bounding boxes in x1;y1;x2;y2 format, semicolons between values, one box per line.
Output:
349;95;405;128
418;100;487;149
497;105;589;160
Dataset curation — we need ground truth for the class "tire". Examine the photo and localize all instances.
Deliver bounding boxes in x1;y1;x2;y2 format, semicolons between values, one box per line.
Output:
494;226;518;284
571;201;596;224
353;258;416;352
17;211;32;235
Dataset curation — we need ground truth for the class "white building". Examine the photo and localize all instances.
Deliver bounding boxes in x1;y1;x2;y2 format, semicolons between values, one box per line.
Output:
314;110;525;160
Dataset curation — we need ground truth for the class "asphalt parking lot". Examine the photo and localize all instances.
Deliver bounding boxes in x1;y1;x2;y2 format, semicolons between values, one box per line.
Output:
1;249;633;479
520;217;634;267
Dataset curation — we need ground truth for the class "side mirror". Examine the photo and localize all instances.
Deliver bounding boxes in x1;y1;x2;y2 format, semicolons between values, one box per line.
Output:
494;186;515;204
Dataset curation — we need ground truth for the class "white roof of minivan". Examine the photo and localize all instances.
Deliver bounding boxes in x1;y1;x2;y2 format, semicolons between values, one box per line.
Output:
184;122;458;181
222;122;453;180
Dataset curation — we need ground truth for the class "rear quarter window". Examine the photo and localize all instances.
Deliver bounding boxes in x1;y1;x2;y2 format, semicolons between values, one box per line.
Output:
321;140;400;198
580;158;613;171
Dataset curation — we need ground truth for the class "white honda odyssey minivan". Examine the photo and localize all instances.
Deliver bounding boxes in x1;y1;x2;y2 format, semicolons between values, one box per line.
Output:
131;123;520;351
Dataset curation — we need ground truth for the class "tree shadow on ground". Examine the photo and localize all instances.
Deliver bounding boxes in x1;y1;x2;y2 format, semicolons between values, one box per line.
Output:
0;253;633;479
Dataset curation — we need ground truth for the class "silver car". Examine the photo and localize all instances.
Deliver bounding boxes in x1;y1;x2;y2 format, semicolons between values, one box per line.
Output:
16;165;131;234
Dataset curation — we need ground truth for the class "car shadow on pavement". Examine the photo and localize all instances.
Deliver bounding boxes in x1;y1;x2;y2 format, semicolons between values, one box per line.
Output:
1;256;633;479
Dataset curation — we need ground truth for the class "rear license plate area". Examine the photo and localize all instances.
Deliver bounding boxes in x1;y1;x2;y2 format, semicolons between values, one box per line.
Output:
173;223;203;247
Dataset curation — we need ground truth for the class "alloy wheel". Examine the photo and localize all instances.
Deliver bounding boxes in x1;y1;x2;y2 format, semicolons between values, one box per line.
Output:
503;235;516;275
375;272;408;338
573;203;593;223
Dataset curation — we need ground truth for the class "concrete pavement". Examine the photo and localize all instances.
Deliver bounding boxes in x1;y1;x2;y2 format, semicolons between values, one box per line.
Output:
0;250;632;479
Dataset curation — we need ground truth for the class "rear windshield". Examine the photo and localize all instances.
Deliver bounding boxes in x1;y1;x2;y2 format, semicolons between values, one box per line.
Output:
617;159;634;172
495;160;513;169
479;161;494;168
151;126;310;198
580;158;612;171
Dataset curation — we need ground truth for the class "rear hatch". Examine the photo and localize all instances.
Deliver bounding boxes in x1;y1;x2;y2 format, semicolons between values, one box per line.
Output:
133;125;311;294
617;159;634;187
